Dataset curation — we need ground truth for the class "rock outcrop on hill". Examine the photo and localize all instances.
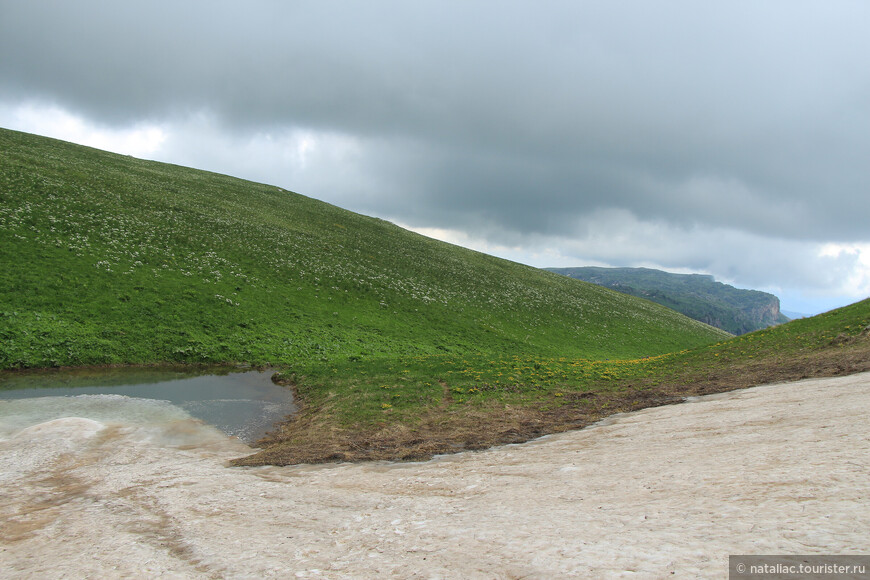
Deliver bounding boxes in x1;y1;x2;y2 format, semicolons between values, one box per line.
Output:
548;266;789;335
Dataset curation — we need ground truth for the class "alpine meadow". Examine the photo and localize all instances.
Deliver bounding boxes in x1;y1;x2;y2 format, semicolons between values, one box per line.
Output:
2;127;869;464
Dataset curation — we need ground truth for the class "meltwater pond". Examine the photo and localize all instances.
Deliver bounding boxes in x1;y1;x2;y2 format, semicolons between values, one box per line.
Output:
0;367;296;445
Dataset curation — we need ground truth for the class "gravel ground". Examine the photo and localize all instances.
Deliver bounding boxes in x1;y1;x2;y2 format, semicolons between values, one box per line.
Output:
2;372;869;579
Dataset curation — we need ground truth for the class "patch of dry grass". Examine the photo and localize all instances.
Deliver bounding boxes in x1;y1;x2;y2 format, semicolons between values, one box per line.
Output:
233;336;870;466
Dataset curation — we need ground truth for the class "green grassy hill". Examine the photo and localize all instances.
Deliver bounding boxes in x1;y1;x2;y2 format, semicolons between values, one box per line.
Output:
6;127;866;466
0;127;728;371
549;266;789;335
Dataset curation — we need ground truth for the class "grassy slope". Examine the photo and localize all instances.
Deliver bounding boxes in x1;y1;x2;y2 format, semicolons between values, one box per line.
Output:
0;127;727;372
4;128;866;465
245;298;870;464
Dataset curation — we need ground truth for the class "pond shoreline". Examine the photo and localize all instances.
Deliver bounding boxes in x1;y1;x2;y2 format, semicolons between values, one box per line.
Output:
1;364;296;445
239;341;870;465
3;336;869;466
0;361;271;379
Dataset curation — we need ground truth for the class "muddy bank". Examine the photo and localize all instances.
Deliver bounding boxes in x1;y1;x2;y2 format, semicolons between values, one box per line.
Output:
2;372;869;578
241;343;870;465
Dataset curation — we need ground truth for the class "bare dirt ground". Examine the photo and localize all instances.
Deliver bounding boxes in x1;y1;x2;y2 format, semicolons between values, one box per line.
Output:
2;372;869;578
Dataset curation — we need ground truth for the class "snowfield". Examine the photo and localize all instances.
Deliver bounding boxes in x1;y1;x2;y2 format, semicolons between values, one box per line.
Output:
2;372;869;578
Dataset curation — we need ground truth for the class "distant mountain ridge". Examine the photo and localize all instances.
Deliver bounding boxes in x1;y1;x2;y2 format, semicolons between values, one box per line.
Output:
782;310;809;320
547;267;789;335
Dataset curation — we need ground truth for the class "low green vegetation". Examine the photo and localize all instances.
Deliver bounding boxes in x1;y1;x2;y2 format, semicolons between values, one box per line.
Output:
2;127;868;465
0;127;726;373
288;299;870;423
245;298;868;464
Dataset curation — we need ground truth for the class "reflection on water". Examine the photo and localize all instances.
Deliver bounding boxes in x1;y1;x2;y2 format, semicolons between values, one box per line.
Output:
0;367;296;445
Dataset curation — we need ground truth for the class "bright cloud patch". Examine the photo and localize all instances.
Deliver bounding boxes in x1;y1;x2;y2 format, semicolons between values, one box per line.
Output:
1;102;166;157
819;243;870;297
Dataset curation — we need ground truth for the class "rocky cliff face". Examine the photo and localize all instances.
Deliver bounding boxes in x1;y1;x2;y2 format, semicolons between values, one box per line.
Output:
745;299;787;328
728;296;789;335
548;266;790;335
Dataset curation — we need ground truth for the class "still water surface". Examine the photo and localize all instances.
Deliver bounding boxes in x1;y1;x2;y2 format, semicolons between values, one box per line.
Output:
0;367;296;444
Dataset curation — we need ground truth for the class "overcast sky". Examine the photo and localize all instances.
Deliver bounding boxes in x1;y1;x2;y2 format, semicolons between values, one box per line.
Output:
2;1;869;314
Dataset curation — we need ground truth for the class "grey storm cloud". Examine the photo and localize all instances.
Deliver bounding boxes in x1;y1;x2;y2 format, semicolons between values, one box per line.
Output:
2;0;870;311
